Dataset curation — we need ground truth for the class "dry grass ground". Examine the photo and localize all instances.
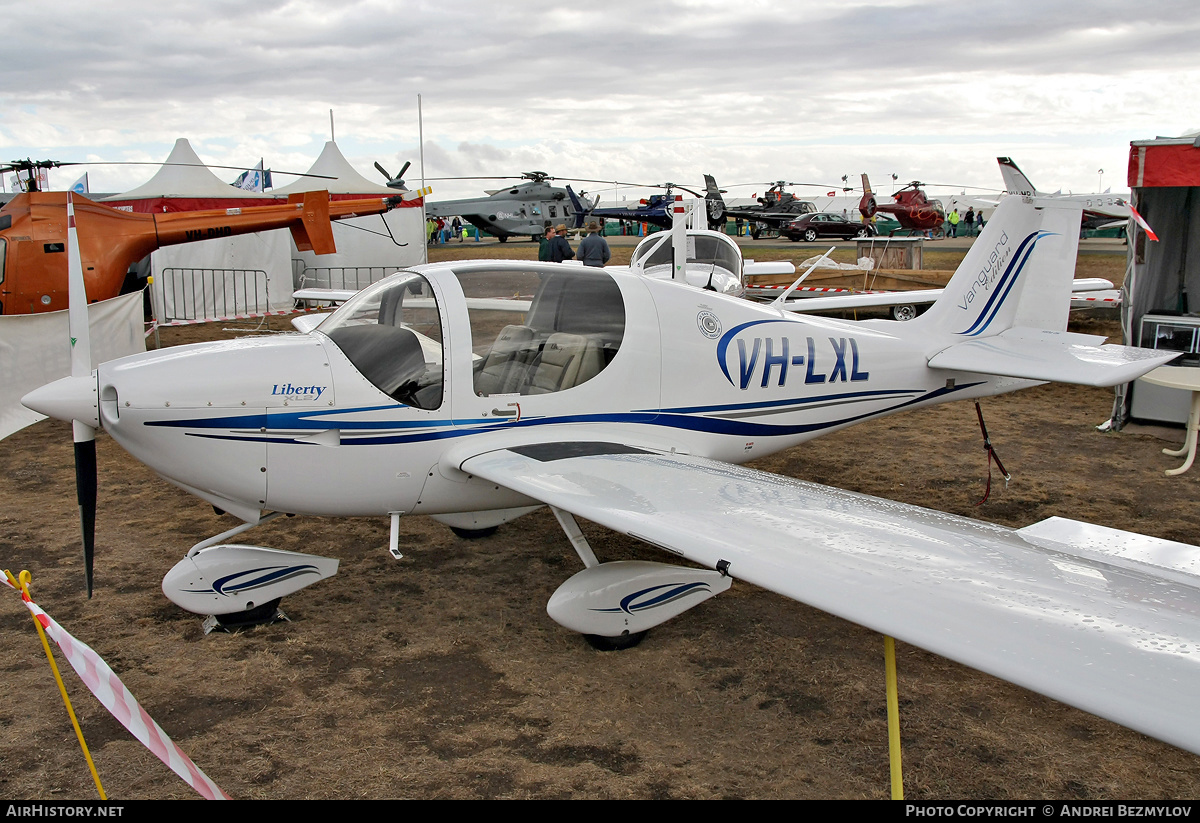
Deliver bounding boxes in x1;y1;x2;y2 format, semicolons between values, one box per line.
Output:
4;240;1198;800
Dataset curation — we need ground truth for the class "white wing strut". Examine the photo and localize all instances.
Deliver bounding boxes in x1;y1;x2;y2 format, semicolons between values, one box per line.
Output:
453;441;1200;755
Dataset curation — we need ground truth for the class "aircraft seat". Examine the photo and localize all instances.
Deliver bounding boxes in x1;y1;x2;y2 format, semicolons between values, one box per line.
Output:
475;324;539;396
525;332;603;395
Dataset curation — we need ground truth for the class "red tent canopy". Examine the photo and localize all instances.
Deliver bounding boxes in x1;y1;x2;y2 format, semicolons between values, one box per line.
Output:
1128;137;1200;188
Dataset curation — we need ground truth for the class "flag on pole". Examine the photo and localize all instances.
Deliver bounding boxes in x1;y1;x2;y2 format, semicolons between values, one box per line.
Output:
69;173;89;194
232;160;269;192
1129;204;1159;242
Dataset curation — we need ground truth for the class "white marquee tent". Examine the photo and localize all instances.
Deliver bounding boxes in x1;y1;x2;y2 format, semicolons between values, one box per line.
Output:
105;139;292;324
274;141;426;291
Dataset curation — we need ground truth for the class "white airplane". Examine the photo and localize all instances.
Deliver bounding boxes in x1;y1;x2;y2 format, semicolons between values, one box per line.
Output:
22;193;1200;756
998;157;1131;230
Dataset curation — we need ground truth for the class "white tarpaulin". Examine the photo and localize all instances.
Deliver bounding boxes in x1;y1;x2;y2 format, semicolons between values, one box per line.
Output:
0;291;146;439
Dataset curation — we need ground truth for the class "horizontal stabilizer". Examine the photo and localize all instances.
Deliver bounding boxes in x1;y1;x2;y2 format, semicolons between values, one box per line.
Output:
927;327;1178;387
744;261;796;277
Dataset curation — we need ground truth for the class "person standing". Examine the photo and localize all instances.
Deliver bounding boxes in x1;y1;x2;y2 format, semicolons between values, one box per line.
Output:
451;216;463;242
964;207;975;236
577;221;611;267
947;208;960;238
549;225;574;262
538;226;555;261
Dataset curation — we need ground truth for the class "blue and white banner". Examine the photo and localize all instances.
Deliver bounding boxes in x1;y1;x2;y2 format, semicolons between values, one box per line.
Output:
69;172;89;194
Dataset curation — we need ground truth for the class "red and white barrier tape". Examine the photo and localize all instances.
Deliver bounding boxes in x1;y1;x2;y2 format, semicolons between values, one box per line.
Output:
745;284;885;294
4;575;230;799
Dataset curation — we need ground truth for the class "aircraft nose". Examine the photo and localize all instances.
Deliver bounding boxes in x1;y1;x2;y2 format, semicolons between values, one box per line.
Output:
22;374;100;429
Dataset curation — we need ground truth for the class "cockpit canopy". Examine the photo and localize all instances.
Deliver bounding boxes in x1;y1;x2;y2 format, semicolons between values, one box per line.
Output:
631;230;744;295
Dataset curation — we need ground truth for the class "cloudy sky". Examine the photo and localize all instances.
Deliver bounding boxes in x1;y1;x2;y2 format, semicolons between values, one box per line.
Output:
2;0;1197;203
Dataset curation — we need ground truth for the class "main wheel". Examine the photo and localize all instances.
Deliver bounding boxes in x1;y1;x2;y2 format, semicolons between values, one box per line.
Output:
449;525;499;539
497;235;508;243
584;630;648;651
803;229;817;242
213;598;283;630
892;304;918;321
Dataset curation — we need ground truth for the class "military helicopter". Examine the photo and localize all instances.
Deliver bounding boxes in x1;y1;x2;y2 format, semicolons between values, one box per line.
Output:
702;176;823;238
415;171;603;242
857;173;947;237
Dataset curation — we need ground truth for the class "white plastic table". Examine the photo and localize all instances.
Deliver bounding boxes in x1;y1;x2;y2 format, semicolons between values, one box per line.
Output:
1140;366;1200;475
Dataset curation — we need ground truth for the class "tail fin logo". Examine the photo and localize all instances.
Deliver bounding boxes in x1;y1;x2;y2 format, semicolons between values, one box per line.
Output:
956;230;1056;336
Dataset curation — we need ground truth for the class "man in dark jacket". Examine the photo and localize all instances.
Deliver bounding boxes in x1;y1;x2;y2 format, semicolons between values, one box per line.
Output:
576;221;611;267
549;226;574;262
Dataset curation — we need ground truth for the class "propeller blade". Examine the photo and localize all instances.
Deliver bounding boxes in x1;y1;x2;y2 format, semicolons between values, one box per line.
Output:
73;433;97;597
66;194;90;378
66;193;98;596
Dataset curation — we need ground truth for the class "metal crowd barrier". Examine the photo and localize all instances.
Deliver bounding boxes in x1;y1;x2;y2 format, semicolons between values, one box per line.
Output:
153;267;270;325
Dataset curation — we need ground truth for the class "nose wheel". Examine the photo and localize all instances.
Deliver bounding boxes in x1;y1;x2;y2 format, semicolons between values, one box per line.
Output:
584;631;648;652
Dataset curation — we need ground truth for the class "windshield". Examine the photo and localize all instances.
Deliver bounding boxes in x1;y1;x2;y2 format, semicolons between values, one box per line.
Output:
318;272;444;410
633;233;742;279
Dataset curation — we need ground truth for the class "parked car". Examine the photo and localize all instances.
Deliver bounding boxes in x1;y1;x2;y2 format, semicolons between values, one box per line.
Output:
781;213;877;241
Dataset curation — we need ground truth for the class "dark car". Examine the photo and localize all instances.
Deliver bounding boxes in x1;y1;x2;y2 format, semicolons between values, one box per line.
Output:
781;213;876;242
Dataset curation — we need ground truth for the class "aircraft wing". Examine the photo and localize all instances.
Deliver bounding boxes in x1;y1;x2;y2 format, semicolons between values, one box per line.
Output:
778;279;1120;314
928;328;1176;387
449;438;1200;755
294;287;358;303
293;288;532;313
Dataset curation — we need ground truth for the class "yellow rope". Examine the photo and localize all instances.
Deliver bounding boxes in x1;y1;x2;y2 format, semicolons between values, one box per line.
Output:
9;569;107;800
884;635;903;799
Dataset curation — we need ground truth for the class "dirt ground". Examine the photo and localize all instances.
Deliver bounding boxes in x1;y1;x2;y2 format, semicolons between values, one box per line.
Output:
3;241;1200;800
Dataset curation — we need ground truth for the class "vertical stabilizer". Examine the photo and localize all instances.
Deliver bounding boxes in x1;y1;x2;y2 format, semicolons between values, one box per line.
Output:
566;185;588;229
703;174;727;230
858;173;878;218
997;157;1040;197
917;197;1082;336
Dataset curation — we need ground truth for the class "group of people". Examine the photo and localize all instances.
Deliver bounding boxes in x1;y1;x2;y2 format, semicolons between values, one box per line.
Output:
538;221;611;267
945;206;984;237
427;215;467;244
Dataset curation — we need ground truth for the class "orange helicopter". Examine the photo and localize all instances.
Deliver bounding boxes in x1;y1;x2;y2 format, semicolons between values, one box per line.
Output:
0;167;409;315
857;173;947;237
